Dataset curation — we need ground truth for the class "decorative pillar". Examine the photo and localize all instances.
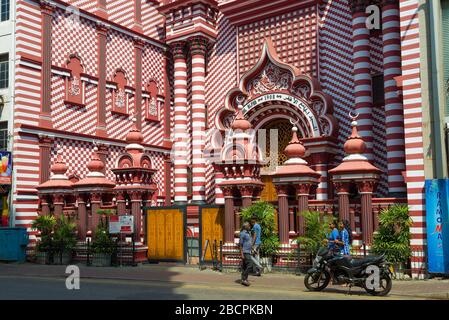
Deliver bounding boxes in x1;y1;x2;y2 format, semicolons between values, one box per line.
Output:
130;191;143;242
53;194;64;218
39;0;55;128
239;186;253;208
164;155;172;205
275;185;289;244
296;183;311;236
95;0;108;19
335;182;351;222
163;52;172;149
289;208;295;235
351;0;373;159
357;181;376;245
116;191;126;215
90;192;102;232
381;0;406;195
311;153;329;201
40;196;50;216
96;22;108;137
132;0;143;32
38;135;53;183
171;42;189;204
189;37;208;203
223;187;235;243
234;209;240;234
77;194;87;239
134;37;145;129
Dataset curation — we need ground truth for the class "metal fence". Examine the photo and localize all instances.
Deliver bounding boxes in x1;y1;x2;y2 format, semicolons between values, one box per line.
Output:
27;239;137;267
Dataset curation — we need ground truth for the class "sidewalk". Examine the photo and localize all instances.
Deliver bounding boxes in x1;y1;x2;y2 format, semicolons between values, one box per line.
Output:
1;262;448;299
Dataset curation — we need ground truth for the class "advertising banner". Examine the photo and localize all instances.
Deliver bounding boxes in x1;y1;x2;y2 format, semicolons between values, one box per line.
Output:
0;151;12;185
425;179;449;273
109;215;134;234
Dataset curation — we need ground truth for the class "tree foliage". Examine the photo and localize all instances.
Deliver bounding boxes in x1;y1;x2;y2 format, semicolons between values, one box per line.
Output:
297;211;332;255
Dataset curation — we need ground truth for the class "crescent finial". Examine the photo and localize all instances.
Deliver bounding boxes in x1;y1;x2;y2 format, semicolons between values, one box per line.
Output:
349;111;359;121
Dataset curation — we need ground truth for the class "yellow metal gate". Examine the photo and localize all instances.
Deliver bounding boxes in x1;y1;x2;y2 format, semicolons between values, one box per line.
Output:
200;206;224;261
146;207;186;262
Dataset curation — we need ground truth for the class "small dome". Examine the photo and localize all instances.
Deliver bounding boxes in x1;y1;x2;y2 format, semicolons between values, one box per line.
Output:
87;147;105;173
231;105;252;131
343;119;366;155
51;149;68;175
284;126;306;159
126;117;144;145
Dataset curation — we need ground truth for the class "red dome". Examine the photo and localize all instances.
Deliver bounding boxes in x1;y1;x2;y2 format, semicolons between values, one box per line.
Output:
87;147;105;173
231;106;252;131
51;150;68;175
284;127;305;159
126;117;144;144
343;120;366;155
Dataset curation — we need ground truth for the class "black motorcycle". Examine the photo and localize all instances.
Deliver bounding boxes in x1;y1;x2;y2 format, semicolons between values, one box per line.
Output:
304;247;393;296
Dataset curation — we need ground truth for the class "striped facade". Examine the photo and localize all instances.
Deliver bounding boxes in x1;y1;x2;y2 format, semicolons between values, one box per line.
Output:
8;0;428;275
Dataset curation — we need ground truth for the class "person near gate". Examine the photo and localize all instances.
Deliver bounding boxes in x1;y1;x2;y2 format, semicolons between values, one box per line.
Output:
239;221;254;286
250;216;262;276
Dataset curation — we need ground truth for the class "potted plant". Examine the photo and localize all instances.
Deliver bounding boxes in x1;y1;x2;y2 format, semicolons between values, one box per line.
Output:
240;201;280;272
91;216;115;267
297;211;332;256
32;215;56;264
52;215;77;265
372;204;412;279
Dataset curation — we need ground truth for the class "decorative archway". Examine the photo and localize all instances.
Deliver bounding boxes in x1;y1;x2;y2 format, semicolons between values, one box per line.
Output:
215;37;338;139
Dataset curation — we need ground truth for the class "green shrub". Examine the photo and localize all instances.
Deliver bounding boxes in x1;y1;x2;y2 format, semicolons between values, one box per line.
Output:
32;215;56;251
372;204;412;264
297;211;332;255
52;215;77;252
91;216;115;254
240;201;280;257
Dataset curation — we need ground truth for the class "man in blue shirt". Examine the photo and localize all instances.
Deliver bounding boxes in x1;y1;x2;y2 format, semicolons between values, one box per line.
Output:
326;221;340;253
250;216;262;276
239;221;254;286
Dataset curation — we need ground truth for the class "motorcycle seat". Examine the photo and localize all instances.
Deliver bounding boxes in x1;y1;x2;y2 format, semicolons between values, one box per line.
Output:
349;255;383;267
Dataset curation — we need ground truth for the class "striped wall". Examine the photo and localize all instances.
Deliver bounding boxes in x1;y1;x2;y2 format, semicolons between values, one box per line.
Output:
398;0;426;278
106;0;134;30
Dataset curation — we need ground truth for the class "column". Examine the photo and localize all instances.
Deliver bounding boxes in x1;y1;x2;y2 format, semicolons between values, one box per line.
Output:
164;155;172;205
172;42;189;204
239;186;253;208
223;187;235;243
95;0;108;19
134;37;145;129
234;209;240;234
39;0;54;128
289;208;295;235
132;0;143;32
381;0;406;195
296;183;311;236
77;194;87;240
275;185;289;244
90;192;102;233
351;0;373;159
357;181;376;245
130;191;143;242
311;153;329;200
38;135;53;183
334;182;351;222
116;191;126;215
189;37;208;203
96;23;108;137
53;194;64;218
40;196;50;216
163;52;172;149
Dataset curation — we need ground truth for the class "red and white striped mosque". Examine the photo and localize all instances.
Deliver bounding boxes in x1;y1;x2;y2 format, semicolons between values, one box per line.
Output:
9;0;426;276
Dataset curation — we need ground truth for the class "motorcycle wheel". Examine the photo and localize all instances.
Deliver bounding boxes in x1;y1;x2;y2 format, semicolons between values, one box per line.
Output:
364;274;392;296
304;271;331;291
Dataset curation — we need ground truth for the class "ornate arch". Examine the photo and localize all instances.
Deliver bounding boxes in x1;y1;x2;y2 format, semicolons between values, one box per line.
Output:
215;38;338;138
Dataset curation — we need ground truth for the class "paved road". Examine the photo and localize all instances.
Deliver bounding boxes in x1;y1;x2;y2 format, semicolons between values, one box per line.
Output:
0;274;425;300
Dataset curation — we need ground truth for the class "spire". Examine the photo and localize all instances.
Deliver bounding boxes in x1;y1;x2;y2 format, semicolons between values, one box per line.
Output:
231;102;252;131
51;148;68;176
87;147;105;175
343;114;366;157
126;117;144;151
284;126;306;160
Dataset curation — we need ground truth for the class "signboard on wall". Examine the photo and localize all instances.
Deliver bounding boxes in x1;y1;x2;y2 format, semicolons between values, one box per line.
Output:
425;179;449;274
0;151;12;185
109;215;134;234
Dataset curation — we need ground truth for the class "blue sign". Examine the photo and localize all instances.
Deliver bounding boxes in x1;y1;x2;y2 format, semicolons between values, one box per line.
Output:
425;179;449;273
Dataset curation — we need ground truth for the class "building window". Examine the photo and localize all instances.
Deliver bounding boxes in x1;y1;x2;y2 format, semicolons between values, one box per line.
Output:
0;122;8;151
0;0;9;22
0;54;8;89
372;74;385;106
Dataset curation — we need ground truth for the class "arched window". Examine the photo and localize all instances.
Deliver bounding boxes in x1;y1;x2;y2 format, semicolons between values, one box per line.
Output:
65;55;85;107
144;79;160;122
112;69;128;115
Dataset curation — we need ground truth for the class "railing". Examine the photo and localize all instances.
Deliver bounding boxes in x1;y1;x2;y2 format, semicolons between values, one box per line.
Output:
27;239;137;267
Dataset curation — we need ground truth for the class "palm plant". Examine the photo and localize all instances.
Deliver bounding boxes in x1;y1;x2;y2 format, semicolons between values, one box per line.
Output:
32;215;56;251
52;214;77;252
297;211;332;255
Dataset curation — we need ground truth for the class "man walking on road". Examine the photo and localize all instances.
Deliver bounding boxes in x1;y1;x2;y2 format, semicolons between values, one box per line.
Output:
251;216;262;276
239;221;254;287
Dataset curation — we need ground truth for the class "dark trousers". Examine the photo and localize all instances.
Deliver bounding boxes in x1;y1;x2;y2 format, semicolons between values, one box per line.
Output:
241;253;254;281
